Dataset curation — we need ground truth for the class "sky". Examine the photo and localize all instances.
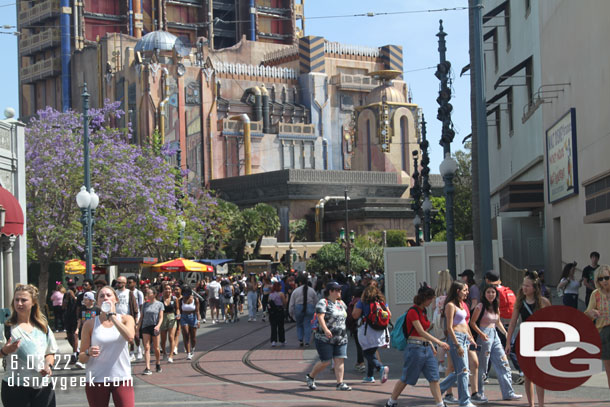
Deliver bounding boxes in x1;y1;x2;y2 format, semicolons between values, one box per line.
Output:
0;0;470;170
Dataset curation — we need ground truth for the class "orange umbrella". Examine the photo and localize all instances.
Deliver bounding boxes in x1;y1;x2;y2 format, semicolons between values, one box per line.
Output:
151;258;206;272
64;259;97;275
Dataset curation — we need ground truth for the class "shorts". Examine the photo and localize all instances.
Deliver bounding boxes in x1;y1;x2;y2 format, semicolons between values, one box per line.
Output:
140;325;159;337
180;312;198;327
222;296;234;305
400;342;440;385
209;298;220;308
314;339;348;362
601;325;610;360
160;313;176;331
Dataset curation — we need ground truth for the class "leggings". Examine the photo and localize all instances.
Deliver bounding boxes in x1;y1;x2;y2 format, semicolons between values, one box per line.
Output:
85;383;134;407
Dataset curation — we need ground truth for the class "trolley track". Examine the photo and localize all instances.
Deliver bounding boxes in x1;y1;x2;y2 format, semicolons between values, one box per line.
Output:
191;323;382;406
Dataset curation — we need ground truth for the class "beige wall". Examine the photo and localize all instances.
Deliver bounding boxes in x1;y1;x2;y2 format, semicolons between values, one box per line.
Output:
539;0;610;284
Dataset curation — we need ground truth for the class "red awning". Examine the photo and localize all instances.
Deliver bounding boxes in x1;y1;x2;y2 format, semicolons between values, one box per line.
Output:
0;187;24;236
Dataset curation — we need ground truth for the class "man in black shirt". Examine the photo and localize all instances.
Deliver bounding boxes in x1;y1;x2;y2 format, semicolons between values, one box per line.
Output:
583;251;600;307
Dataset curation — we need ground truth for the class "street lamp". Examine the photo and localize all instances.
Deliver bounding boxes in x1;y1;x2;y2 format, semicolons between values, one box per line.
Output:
178;219;186;258
344;188;351;275
339;226;355;275
419;114;432;241
76;83;99;281
440;153;458;279
411;150;422;246
76;186;99;280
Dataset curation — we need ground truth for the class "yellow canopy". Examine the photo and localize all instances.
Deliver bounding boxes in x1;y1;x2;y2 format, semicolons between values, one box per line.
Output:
151;258;206;272
64;259;96;275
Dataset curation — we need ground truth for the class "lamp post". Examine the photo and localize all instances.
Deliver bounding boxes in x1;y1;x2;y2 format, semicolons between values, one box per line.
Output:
343;187;351;274
419;114;432;242
411;150;422;246
436;20;457;279
339;226;355;275
76;187;99;281
178;219;186;258
75;83;99;281
440;154;458;279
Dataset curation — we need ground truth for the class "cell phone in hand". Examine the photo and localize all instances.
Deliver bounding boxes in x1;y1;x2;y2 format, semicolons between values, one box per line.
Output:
469;344;481;351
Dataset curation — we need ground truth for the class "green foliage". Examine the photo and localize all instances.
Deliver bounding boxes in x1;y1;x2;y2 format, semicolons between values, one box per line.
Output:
228;203;281;261
307;242;371;275
289;219;308;242
367;229;407;247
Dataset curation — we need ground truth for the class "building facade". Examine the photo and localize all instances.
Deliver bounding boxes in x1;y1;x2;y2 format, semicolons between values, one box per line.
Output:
482;0;610;282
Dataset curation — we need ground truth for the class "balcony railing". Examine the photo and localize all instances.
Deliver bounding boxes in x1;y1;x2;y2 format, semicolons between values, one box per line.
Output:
19;28;61;56
276;123;316;139
220;119;264;136
332;73;380;91
19;0;60;27
21;57;61;84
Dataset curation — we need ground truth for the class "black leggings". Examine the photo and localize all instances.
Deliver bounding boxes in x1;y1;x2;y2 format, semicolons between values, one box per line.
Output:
269;308;285;343
1;381;55;407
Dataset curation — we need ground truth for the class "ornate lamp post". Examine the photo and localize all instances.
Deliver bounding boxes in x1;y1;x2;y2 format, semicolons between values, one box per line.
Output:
411;150;422;246
436;20;457;279
178;219;186;258
339;226;355;275
75;83;99;281
419;114;432;242
440;155;458;279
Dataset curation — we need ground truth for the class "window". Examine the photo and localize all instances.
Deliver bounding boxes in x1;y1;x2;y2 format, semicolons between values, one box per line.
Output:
400;117;408;172
366;119;372;171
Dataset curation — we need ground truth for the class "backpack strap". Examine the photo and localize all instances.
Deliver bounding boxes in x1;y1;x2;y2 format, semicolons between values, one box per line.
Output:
402;306;421;339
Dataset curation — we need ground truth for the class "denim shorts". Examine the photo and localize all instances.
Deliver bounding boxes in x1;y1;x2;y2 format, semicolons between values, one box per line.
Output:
314;339;348;362
400;342;440;385
180;312;198;327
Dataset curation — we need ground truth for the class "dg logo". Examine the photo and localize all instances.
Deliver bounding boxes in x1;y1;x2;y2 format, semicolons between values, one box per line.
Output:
515;305;602;391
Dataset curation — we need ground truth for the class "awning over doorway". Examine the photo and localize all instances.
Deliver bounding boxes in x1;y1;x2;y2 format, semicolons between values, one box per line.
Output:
0;187;24;236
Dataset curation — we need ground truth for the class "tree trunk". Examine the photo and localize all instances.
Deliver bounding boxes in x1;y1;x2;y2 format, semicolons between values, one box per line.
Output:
469;0;483;277
38;260;50;313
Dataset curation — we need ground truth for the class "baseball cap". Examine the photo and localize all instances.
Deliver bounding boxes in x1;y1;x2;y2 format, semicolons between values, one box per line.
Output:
458;269;474;278
83;292;95;302
326;281;341;291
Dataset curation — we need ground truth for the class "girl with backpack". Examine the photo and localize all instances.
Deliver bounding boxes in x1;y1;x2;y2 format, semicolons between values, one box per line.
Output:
268;282;286;346
470;285;522;402
351;285;390;384
505;271;551;407
288;274;317;347
384;284;450;407
438;281;477;407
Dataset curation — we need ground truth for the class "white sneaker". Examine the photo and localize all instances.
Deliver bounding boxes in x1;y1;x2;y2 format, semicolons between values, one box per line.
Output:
202;319;206;323
252;318;257;322
271;341;276;347
212;320;216;324
186;352;193;360
75;361;86;369
167;357;173;363
136;351;143;360
173;347;178;355
248;318;252;322
129;353;136;362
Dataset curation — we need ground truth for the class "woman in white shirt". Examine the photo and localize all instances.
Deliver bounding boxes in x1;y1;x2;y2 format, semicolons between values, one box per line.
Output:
289;274;317;347
79;286;135;407
1;284;58;407
558;262;581;309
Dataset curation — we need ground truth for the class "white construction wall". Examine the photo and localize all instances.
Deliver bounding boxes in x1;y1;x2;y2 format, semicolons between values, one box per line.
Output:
384;241;500;317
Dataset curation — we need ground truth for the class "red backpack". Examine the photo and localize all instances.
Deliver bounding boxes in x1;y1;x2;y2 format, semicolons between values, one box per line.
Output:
364;301;392;332
496;285;516;319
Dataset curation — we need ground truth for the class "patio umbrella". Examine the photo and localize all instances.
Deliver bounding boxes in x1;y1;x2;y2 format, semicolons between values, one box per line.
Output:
64;259;96;275
151;258;207;272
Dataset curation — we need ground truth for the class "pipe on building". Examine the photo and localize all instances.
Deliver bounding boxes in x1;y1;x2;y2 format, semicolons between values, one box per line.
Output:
315;195;350;241
230;114;251;175
249;0;256;41
245;87;262;122
260;85;270;133
208;0;214;49
158;68;170;144
158;0;164;30
207;77;218;181
60;0;71;111
129;0;133;36
133;0;142;38
73;1;79;50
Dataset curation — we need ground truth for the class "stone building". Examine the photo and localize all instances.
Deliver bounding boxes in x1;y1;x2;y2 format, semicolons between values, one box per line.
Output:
18;0;426;243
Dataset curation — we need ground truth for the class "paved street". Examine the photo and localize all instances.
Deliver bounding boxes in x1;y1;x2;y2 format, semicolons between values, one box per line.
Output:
48;308;609;407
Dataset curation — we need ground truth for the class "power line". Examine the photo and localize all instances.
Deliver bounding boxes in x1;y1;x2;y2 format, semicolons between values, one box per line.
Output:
307;7;470;20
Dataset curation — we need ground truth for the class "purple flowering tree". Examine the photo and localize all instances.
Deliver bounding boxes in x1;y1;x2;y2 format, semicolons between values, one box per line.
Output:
26;103;181;301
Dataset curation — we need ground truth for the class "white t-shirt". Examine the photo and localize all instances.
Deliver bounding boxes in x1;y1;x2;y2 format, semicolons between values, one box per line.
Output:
1;325;58;387
116;288;130;315
560;277;581;295
132;289;144;309
207;281;221;300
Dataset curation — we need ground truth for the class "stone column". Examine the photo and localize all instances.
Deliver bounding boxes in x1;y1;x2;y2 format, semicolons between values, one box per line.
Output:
3;236;15;309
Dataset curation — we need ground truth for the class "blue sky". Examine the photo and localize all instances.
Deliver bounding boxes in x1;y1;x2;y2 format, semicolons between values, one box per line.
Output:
0;0;470;170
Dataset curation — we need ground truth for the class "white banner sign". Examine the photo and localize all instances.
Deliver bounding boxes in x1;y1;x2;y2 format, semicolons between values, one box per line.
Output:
546;108;578;203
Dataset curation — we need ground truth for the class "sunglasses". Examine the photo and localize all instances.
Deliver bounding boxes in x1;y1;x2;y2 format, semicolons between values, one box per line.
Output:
597;276;610;282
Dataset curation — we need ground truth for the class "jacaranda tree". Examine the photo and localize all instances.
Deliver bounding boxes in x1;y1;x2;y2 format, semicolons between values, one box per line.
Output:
26;103;180;302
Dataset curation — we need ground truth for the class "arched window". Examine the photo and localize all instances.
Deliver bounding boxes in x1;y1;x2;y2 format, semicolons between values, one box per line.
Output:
366;119;372;171
400;116;408;172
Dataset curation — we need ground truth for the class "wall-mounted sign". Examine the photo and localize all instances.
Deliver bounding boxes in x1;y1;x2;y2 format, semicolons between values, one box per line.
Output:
546;108;578;203
185;81;201;105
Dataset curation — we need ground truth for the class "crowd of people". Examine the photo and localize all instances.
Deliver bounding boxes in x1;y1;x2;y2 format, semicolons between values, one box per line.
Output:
2;251;609;407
